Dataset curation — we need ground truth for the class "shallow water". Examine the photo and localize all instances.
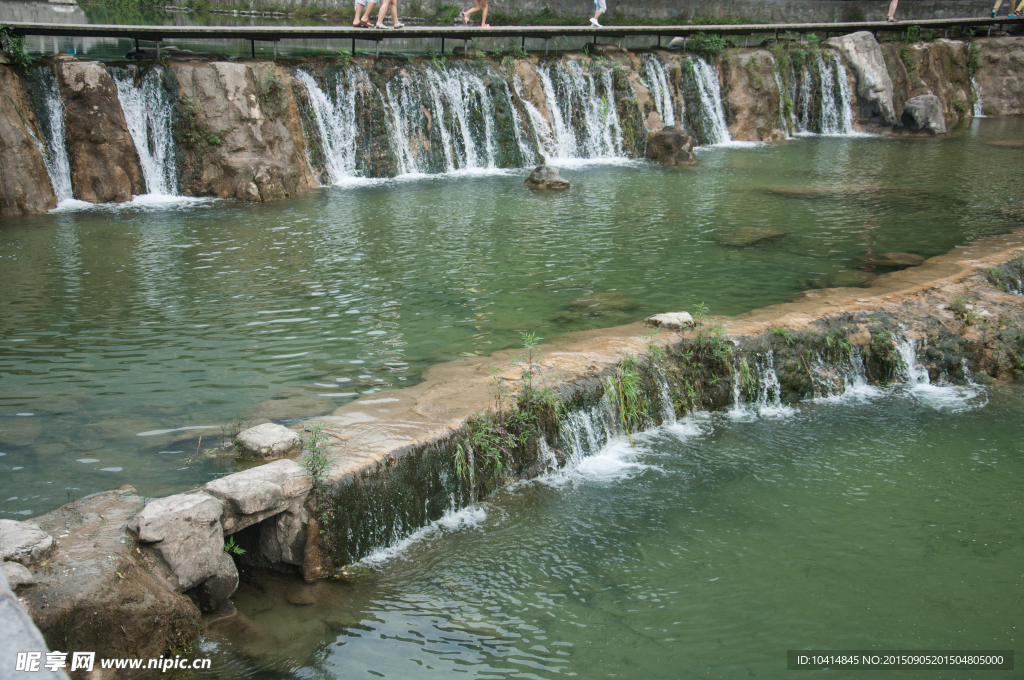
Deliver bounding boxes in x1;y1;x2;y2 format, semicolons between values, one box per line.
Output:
1;119;1023;516
205;381;1022;679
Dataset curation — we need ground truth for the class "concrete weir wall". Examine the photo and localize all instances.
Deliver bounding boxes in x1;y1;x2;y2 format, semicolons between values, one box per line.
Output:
3;32;1024;677
1;34;1024;216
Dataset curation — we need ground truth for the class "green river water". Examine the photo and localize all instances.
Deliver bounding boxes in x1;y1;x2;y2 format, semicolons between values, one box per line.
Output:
1;119;1022;517
205;382;1021;679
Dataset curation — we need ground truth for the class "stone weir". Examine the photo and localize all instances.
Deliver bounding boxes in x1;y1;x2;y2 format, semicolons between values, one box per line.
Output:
5;221;1024;674
2;32;1024;216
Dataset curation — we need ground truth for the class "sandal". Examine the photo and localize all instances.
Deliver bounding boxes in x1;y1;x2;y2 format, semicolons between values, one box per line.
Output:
886;16;895;22
459;10;468;24
375;22;387;28
393;22;405;28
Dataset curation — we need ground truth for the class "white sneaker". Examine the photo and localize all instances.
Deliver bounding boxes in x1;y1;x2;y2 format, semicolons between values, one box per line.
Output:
590;17;602;26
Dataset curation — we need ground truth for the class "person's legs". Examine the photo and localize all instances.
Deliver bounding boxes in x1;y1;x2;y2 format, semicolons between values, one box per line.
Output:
992;0;1004;15
591;0;605;26
375;0;391;26
480;0;488;26
1011;0;1022;15
463;0;481;23
887;0;898;20
360;1;376;24
353;0;365;25
391;0;403;26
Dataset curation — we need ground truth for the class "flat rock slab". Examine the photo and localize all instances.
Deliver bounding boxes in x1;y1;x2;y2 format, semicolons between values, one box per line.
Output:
0;519;53;565
713;228;789;246
645;312;695;329
205;459;311;533
235;422;300;458
861;252;925;267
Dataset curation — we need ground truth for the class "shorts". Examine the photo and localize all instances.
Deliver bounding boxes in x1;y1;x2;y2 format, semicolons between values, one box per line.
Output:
594;0;606;12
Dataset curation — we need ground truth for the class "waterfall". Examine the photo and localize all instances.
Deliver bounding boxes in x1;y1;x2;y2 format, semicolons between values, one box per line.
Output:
513;74;557;161
771;60;792;137
295;68;360;183
384;63;505;174
110;66;178;196
971;76;985;117
794;65;813;133
559;401;618;463
813;53;855;135
640;54;675;127
28;66;73;201
536;59;624;160
682;56;731;146
895;336;931;386
729;352;790;419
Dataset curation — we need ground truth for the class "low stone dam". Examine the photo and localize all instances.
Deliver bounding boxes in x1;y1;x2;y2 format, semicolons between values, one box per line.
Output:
1;29;1024;680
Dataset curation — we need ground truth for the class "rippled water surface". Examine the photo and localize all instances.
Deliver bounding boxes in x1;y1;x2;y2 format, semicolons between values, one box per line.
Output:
205;382;1023;679
1;118;1022;515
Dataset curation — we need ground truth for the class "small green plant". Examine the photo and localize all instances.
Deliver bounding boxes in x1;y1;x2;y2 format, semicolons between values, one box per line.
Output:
0;24;31;69
737;356;756;399
223;536;246;555
687;32;729;60
206;133;222;146
256;70;284;103
770;325;795;346
946;294;977;325
302;423;334;551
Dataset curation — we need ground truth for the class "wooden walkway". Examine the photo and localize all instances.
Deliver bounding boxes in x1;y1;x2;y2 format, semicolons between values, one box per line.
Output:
5;16;1022;56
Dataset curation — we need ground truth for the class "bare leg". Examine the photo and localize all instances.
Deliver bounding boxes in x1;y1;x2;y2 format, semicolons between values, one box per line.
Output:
353;2;364;25
887;0;898;20
463;0;481;23
480;0;488;26
391;0;402;26
360;2;376;23
376;0;391;26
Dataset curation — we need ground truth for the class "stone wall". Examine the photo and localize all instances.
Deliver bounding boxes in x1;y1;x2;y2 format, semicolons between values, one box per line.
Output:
0;64;57;216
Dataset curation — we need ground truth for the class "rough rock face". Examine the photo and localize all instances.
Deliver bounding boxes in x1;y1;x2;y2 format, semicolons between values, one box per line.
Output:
0;519;53;564
645;126;696;165
900;94;947;134
525;165;569;190
881;39;971;129
825;31;897;126
235;422;301;459
645;312;694;329
128;491;239;611
0;65;58;217
1;569;68;680
2;560;34;587
204;459;311;534
974;36;1024;116
172;61;316;201
19;488;201;676
721;49;786;141
54;60;145;203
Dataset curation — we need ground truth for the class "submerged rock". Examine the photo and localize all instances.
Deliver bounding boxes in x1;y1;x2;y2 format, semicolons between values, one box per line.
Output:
987;139;1024;149
565;293;640;313
824;31;896;126
899;95;947;135
713;227;789;246
861;252;925;268
645;312;695;329
645;126;696;165
525;165;569;190
235;422;301;458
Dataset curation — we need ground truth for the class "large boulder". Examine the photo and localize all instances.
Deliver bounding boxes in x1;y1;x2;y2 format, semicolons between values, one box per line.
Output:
0;568;69;680
645;312;694;329
0;65;58;216
525;165;569;190
972;37;1024;116
900;95;946;135
204;459;311;534
128;491;238;610
259;500;308;566
171;61;316;201
235;422;300;459
2;560;34;588
825;32;897;126
0;519;53;565
645;126;697;165
54;60;145;203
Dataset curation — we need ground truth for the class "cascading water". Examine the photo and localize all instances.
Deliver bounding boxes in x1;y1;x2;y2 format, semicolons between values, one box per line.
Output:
640;54;676;127
536;59;624;159
793;65;813;134
384;63;507;174
971;76;985;117
513;74;557;161
730;352;790;419
295;68;360;183
770;58;792;137
812;53;855;135
28;66;73;201
110;65;178;196
682;56;731;146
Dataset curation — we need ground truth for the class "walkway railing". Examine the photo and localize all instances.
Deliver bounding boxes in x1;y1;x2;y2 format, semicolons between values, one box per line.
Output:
4;16;1022;58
